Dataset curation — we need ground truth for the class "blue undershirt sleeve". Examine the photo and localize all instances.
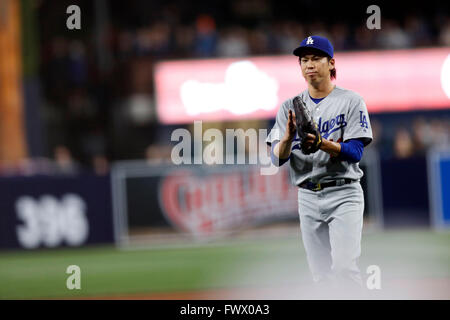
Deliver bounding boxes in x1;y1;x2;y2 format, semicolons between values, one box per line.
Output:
338;139;365;163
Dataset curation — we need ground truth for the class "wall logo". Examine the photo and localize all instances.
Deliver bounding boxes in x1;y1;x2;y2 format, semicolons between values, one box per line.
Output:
158;167;297;237
15;194;89;249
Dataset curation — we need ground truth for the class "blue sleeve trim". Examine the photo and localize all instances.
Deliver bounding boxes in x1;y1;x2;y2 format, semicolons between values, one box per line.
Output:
271;140;290;166
339;139;364;163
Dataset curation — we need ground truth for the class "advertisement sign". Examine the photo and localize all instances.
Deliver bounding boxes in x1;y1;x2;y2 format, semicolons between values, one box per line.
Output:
111;159;380;247
111;163;299;243
0;175;114;249
155;48;450;124
158;167;297;237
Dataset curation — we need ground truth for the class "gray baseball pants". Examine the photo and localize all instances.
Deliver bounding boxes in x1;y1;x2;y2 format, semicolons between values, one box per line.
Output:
298;182;364;287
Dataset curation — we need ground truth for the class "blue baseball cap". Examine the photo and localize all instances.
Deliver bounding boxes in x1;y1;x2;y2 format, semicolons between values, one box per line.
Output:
293;35;334;58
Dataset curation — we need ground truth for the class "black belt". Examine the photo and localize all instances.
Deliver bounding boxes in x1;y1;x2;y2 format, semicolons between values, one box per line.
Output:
299;179;356;192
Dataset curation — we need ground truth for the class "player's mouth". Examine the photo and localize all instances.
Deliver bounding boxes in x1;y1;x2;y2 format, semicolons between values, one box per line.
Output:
306;72;318;76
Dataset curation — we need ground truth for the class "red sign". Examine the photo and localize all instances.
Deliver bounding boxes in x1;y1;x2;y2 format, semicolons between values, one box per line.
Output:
154;48;450;124
158;166;297;237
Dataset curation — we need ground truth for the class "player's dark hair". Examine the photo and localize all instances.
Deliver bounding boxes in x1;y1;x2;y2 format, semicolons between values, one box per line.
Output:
298;55;337;80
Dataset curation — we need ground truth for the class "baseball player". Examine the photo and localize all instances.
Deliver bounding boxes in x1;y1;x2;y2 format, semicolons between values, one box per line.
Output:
266;36;373;293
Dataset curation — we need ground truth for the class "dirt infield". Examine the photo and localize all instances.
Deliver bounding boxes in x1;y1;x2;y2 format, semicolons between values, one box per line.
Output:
84;277;450;300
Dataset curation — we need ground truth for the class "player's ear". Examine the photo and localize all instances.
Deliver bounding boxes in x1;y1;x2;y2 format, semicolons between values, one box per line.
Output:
328;58;335;71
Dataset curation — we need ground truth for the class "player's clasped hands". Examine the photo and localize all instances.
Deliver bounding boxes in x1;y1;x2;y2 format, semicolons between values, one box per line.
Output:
302;133;317;149
285;110;316;148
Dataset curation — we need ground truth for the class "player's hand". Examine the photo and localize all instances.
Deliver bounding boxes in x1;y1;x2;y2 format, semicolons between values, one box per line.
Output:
301;133;323;154
283;110;297;142
303;133;316;148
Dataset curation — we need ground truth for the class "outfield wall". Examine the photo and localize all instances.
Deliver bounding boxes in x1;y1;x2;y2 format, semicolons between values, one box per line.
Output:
1;151;449;250
0;174;114;249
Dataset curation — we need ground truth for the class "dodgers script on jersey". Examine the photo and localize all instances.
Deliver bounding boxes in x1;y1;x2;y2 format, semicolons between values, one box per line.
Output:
266;86;373;185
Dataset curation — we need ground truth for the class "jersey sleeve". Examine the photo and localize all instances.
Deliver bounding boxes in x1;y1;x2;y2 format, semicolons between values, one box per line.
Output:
266;101;289;146
343;95;373;146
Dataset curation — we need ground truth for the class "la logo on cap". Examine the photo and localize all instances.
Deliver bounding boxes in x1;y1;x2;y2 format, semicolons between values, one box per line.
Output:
306;36;314;44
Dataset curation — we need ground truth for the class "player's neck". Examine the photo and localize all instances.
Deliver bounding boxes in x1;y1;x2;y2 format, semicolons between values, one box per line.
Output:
308;80;335;99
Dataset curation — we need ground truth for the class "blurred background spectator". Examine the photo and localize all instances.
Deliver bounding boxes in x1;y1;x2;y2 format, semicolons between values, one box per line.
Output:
53;145;81;175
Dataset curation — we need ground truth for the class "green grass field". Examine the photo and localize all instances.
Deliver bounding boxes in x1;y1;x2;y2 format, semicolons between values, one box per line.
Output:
0;229;449;299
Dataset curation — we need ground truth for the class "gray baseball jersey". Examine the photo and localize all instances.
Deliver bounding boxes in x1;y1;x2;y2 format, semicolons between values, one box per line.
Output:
266;86;373;185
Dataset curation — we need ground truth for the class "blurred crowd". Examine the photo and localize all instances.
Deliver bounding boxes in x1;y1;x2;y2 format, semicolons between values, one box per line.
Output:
112;12;450;59
370;116;450;159
1;0;449;176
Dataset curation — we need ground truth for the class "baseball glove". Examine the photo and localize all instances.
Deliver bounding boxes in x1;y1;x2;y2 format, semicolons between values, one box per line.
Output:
292;96;322;154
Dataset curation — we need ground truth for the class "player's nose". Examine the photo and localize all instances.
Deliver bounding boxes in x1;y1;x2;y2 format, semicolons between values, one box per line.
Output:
305;61;315;69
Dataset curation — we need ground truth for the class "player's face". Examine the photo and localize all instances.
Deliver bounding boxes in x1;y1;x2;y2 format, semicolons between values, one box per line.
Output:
300;54;334;85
